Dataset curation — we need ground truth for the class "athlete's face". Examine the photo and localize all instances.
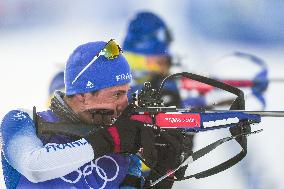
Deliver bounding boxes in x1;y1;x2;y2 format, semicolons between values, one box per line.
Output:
74;84;130;125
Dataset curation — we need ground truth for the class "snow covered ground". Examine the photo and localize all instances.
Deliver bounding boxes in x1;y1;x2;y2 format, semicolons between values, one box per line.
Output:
1;1;284;188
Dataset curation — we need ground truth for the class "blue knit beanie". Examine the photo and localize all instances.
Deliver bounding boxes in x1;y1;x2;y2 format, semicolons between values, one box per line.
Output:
123;11;172;56
65;41;132;95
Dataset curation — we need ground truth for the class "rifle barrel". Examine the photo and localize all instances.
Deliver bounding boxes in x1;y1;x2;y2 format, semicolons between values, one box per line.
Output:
269;78;284;83
208;110;284;117
244;111;284;117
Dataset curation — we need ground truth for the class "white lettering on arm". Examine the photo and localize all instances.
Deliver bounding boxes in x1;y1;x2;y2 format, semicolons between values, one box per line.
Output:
15;138;93;183
1;110;94;183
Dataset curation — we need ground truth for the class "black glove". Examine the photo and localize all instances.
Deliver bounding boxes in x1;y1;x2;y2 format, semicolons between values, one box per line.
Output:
86;105;157;165
174;133;194;179
144;130;194;189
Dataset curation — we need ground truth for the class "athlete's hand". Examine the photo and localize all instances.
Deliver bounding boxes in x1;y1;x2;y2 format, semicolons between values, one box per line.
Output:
86;105;157;165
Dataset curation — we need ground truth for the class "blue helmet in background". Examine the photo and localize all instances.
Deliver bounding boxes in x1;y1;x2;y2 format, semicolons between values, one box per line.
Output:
123;11;172;56
49;71;65;95
47;71;65;107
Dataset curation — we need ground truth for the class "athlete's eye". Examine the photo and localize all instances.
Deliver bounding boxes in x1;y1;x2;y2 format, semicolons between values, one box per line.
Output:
114;91;126;99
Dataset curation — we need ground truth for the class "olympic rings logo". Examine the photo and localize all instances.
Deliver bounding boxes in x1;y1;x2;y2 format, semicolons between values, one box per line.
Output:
61;155;119;189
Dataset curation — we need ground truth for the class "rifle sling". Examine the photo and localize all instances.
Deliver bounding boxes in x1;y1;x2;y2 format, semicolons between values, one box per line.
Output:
182;133;247;180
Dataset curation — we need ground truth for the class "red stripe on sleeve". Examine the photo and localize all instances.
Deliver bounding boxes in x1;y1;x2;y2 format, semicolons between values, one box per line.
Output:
107;126;121;153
